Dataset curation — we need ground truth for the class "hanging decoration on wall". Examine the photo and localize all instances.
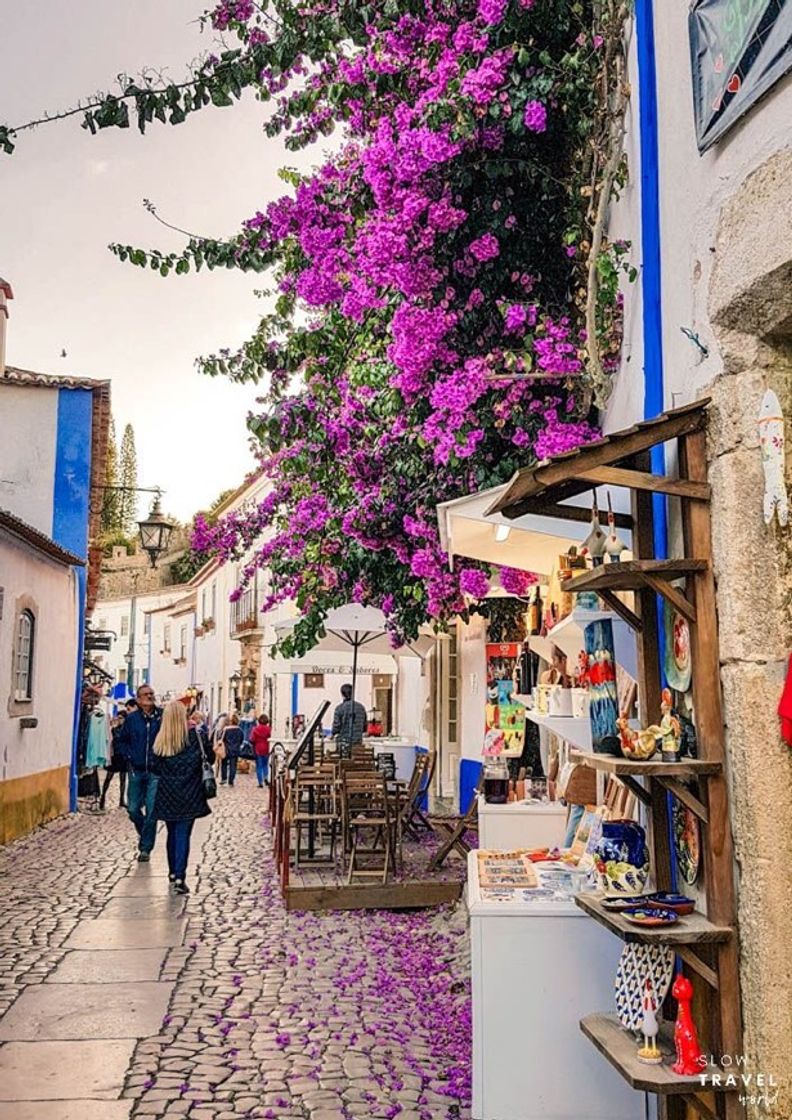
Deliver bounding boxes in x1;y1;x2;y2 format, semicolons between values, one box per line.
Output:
689;1;792;152
584;619;621;756
663;599;692;692
672;797;701;885
485;643;526;758
757;388;789;528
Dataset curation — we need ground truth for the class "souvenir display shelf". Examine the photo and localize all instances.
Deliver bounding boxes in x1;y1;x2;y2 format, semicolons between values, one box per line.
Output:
491;400;743;1120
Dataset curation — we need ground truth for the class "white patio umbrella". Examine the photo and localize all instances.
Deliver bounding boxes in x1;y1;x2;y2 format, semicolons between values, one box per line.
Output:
274;603;424;705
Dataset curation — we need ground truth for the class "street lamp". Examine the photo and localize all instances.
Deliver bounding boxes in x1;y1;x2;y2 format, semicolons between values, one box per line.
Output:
137;494;175;568
230;670;242;712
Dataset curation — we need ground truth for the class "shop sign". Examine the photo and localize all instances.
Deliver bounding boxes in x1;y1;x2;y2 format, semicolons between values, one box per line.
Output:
690;0;792;151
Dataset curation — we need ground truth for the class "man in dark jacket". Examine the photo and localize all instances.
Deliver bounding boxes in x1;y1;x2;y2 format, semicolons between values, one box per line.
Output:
117;684;163;860
331;684;367;751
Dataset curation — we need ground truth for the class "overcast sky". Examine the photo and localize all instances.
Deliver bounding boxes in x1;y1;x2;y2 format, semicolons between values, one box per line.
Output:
0;0;318;522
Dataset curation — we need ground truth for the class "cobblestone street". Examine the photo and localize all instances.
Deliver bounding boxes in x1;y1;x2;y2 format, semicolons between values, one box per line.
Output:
0;776;472;1120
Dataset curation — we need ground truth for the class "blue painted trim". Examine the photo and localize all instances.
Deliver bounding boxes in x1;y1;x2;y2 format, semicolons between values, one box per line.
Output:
69;567;86;812
53;389;93;558
54;388;94;813
636;0;676;887
291;673;299;718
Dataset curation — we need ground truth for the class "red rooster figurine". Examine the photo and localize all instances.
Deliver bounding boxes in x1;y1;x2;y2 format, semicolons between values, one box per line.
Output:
671;974;704;1076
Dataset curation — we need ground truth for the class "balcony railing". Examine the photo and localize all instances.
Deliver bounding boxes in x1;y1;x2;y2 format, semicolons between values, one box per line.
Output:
230;587;262;637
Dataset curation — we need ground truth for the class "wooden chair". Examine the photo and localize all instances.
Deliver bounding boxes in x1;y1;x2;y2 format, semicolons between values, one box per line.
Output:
342;771;394;884
400;748;436;838
292;764;339;865
427;771;484;870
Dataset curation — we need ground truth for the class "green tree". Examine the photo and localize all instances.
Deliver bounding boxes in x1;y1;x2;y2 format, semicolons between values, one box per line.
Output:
118;423;138;536
100;416;121;533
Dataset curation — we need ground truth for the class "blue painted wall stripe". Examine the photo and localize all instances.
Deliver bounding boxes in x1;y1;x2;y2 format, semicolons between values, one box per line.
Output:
52;388;93;559
636;1;676;888
54;387;94;813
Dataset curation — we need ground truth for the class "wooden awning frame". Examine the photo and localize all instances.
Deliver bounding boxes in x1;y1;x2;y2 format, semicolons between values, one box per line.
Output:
486;399;711;523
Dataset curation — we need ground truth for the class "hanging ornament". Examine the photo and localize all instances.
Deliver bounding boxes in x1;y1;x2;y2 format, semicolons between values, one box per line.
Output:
758;389;788;528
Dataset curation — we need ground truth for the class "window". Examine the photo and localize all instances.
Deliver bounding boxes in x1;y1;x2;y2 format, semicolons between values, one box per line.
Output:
163;624;171;653
202;588;208;620
120;615;129;637
118;668;127;685
14;610;35;701
143;614;151;636
211;581;217;620
179;625;187;661
142;669;150;685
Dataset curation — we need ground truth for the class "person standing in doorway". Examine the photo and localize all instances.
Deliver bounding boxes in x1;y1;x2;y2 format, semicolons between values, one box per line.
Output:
117;684;163;861
250;713;272;788
219;712;244;787
332;684;367;751
152;701;212;894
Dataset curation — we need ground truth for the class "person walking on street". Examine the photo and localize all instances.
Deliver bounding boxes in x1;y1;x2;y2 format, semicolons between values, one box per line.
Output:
99;700;136;810
211;712;228;780
331;684;367;752
250;713;272;788
219;711;244;787
117;684;163;860
152;701;212;894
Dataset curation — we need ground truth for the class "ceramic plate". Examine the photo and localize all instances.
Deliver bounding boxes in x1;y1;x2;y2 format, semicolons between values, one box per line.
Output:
649;891;695;915
663;600;692;692
623;906;679;927
614;943;675;1033
601;894;653;912
672;798;701;885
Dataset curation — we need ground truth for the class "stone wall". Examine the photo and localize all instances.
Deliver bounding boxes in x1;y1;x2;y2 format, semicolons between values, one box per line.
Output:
96;525;192;601
707;148;792;1117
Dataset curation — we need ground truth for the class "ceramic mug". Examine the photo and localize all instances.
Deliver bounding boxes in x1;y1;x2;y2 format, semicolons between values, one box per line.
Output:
571;687;590;718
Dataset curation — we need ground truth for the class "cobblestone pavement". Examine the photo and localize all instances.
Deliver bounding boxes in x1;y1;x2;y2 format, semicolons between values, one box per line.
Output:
0;775;472;1120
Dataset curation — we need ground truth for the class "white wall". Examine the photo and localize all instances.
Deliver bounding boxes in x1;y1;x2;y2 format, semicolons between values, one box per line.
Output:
395;655;430;746
604;5;792;434
94;587;187;692
0;533;77;779
0;384;58;536
459;615;487;761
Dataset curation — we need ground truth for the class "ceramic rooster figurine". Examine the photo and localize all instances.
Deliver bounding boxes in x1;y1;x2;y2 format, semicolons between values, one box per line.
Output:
581;493;607;566
671;974;704;1076
604;492;627;563
617;712;661;760
637;977;663;1065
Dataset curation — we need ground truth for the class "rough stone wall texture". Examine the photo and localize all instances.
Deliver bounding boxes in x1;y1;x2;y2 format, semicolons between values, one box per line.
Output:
707;147;792;1118
96;525;192;601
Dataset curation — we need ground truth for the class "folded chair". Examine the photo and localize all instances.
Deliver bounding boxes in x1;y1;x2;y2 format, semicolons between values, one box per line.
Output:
427;770;483;870
292;764;339;865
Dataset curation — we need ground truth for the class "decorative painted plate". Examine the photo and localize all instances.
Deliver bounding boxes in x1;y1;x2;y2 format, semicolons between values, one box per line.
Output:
614;943;675;1033
663;600;692;693
672;798;701;885
648;891;695;915
623;906;679;928
601;894;654;912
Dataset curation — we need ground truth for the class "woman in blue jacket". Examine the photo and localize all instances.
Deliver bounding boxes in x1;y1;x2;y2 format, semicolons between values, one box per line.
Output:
152;701;212;893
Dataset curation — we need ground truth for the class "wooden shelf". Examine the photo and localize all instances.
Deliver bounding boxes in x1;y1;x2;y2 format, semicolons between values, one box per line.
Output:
569;748;721;777
580;1014;735;1095
561;559;707;593
575;892;733;946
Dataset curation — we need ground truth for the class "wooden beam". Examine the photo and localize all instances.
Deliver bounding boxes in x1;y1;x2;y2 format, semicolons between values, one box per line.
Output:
643;573;698;624
489;404;708;514
679;427;743;1108
598;589;643;632
503;497;634;530
616;774;652;806
676;945;720;990
655;776;709;823
576;464;711;501
681;1093;719;1120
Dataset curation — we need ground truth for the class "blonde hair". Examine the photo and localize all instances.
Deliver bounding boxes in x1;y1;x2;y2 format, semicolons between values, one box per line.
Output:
153;700;189;757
